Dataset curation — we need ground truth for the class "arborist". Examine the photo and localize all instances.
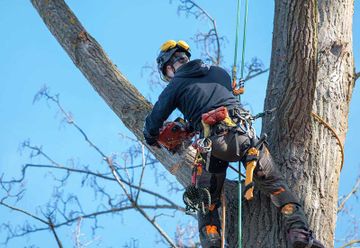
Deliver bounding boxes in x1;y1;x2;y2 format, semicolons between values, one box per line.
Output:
143;40;324;248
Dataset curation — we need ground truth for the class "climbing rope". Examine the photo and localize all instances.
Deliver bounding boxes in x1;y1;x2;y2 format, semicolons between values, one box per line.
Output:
311;112;345;171
232;0;249;100
231;0;250;246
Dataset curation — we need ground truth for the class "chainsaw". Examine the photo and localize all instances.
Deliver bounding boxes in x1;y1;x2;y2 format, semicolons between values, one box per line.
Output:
157;117;195;151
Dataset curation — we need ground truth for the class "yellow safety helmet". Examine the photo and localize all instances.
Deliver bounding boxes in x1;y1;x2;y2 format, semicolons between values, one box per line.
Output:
156;40;191;81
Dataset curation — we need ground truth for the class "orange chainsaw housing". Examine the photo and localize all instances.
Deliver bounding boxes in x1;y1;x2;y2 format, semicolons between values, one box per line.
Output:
158;121;194;151
201;106;228;125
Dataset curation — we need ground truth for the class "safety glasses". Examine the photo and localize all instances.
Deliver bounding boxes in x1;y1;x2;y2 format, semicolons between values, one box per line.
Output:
160;40;190;52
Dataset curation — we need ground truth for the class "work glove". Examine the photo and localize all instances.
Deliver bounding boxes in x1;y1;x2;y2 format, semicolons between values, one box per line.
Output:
143;129;161;148
145;136;161;148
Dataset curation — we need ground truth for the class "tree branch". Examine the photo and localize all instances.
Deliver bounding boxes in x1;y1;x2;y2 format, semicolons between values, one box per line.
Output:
105;157;178;248
0;201;64;247
177;0;222;65
337;176;360;213
48;218;63;248
2;163;185;211
0;201;183;244
30;0;194;188
136;144;147;202
0;201;49;226
36;89;177;247
339;240;360;248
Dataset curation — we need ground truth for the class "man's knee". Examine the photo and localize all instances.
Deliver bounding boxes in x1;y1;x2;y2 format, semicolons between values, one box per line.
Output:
270;187;300;208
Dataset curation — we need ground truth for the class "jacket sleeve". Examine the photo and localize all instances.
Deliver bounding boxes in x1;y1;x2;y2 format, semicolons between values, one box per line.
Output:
143;84;178;137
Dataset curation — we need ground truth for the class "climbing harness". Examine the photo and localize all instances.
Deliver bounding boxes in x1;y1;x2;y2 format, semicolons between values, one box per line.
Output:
183;144;212;215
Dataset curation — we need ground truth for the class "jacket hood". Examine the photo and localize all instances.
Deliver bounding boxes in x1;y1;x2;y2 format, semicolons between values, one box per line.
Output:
174;59;210;78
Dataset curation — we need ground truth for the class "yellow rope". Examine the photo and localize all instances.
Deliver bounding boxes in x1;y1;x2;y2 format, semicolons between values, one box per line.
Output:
311;112;345;171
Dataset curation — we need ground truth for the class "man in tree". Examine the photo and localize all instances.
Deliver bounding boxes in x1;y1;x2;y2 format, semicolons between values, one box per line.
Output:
143;40;325;248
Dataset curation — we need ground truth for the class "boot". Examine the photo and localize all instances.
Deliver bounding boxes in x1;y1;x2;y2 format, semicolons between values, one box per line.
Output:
281;204;325;248
198;205;221;248
199;225;221;248
288;229;325;248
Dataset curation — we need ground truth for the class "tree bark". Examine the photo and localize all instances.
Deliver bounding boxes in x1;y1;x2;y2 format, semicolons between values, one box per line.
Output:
256;0;355;247
30;0;355;247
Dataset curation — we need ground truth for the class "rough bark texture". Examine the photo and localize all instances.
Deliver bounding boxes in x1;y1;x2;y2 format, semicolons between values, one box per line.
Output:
257;0;355;247
31;0;355;247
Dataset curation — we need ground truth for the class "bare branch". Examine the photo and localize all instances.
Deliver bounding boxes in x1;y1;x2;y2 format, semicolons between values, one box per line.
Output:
244;68;269;82
0;202;183;245
3;163;183;210
48;218;63;248
177;0;223;65
105;157;178;247
339;240;360;248
37;88;107;159
0;201;64;247
50;204;185;230
0;201;49;226
338;176;360;213
244;58;269;82
35;89;178;247
136;143;147;202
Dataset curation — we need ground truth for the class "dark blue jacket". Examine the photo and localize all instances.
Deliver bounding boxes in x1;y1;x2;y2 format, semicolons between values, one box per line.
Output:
144;59;240;137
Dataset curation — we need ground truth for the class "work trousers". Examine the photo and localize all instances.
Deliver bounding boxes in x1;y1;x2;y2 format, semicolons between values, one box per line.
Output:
197;128;308;234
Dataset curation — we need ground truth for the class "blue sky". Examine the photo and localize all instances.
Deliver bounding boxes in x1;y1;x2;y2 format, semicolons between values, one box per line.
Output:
0;1;359;247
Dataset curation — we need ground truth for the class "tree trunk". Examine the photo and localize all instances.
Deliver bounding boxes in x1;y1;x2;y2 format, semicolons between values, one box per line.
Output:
250;1;355;247
31;0;355;247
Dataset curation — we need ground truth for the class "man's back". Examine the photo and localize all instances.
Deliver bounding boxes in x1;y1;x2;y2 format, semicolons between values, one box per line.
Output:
145;59;239;135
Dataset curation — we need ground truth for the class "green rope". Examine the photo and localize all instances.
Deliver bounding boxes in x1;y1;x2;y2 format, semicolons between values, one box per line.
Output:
240;0;249;80
232;0;241;84
232;0;250;247
233;0;242;246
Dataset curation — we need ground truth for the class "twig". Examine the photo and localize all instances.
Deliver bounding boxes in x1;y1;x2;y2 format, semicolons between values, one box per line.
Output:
0;201;64;247
136;144;147;202
38;90;178;247
338;177;360;213
74;217;82;248
0;201;48;225
177;0;222;65
54;204;184;228
0;202;183;243
339;240;360;248
106;157;178;247
3;163;184;210
244;68;269;82
48;218;63;248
